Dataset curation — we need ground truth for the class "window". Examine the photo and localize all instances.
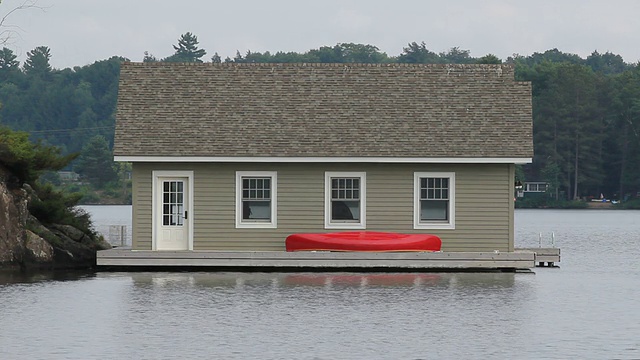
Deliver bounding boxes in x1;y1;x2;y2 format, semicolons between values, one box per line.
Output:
325;172;366;229
414;172;455;229
525;182;547;192
236;171;277;228
162;180;184;226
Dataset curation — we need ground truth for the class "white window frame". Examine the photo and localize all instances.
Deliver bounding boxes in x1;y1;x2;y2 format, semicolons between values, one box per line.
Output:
235;171;277;229
525;182;548;193
414;172;455;230
324;171;366;230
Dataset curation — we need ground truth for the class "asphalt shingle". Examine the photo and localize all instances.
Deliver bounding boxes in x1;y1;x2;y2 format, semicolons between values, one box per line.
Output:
114;62;533;159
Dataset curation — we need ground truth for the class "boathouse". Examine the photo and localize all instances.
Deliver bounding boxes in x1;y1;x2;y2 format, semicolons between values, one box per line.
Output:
112;62;532;256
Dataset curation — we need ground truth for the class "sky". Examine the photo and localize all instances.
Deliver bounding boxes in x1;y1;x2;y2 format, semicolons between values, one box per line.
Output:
3;0;640;69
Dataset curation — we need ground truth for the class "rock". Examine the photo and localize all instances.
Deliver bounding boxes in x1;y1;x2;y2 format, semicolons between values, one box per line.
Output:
80;233;112;251
0;169;29;270
50;224;86;242
95;236;113;251
24;230;54;265
1;166;111;271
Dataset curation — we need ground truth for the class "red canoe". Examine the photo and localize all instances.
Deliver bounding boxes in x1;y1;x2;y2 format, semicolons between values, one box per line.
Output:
285;231;441;252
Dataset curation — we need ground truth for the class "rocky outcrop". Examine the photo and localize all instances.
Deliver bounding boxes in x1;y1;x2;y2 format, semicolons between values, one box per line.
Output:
0;177;29;271
0;168;111;271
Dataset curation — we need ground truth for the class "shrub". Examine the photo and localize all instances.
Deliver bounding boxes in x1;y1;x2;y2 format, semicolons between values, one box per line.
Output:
28;182;95;235
0;126;78;185
615;198;640;209
515;196;589;209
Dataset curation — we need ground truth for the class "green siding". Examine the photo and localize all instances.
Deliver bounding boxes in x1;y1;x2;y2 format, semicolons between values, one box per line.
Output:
131;162;514;252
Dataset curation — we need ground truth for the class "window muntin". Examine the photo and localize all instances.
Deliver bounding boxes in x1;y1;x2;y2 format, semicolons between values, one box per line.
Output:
242;177;271;221
162;180;184;226
236;171;277;228
331;177;360;221
414;172;455;229
420;177;449;221
325;172;366;229
525;182;547;192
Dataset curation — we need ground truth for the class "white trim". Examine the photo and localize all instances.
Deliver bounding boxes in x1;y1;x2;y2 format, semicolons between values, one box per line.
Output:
115;156;532;164
413;172;456;230
152;170;194;250
235;171;278;229
324;172;366;230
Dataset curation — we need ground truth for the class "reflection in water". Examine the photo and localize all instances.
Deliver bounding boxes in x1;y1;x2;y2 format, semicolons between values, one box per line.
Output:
0;270;95;285
110;271;528;360
127;271;517;290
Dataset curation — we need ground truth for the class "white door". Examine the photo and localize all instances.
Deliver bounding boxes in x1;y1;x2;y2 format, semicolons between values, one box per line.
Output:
155;177;190;250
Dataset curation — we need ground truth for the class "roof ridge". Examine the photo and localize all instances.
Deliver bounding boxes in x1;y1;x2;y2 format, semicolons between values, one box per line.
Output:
122;61;513;69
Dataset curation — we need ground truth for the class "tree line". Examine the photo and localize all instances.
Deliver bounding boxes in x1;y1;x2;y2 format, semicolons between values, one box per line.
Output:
1;32;639;203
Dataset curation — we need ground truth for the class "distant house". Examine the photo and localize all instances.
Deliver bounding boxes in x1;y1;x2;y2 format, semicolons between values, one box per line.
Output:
518;181;548;198
114;63;532;252
57;171;80;182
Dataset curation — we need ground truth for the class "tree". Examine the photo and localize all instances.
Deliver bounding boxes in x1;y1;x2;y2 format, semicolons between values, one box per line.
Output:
337;43;388;63
532;63;603;199
440;47;473;63
477;54;502;64
522;48;583;67
166;32;206;62
397;42;440;63
143;51;158;62
609;67;640;199
0;46;17;69
23;45;52;76
586;51;629;75
307;45;343;63
74;135;117;187
0;126;77;186
0;46;18;82
541;160;561;200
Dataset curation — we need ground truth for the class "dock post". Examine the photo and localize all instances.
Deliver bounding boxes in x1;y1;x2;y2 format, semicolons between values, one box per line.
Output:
539;232;542;248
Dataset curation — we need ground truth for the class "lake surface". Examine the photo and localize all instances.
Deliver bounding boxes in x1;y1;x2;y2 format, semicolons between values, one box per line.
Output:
1;208;639;360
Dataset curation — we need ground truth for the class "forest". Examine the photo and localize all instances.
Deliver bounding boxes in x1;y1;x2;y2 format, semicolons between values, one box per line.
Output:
1;32;639;206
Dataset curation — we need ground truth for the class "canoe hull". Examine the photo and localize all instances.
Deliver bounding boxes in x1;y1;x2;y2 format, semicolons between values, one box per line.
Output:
285;231;441;252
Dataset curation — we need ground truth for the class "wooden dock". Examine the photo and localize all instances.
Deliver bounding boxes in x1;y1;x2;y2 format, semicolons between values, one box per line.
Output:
97;249;536;272
515;248;561;267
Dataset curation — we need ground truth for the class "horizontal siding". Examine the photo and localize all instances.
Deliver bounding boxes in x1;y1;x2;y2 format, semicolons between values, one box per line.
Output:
131;163;513;252
132;165;152;250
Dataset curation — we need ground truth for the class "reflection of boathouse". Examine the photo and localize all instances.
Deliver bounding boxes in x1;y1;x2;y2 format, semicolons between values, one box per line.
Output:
129;272;517;290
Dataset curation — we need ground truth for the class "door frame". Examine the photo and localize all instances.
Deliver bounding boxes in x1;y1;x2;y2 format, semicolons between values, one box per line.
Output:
152;170;194;251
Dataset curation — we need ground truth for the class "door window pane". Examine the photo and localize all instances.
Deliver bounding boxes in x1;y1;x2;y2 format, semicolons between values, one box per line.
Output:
162;180;184;226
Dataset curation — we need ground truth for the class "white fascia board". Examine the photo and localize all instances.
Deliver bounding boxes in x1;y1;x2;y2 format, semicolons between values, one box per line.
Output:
114;156;533;164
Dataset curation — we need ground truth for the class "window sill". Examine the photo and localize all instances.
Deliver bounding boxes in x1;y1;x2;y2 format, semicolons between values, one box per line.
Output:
236;222;277;229
324;223;366;230
414;222;455;230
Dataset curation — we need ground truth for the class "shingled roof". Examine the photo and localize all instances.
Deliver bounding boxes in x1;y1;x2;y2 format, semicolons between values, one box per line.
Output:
114;62;532;160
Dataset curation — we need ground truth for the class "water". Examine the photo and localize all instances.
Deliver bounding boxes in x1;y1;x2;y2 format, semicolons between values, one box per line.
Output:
1;208;639;360
81;205;132;246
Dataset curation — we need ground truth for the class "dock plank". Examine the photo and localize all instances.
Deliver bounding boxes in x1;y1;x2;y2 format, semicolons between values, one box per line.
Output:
97;249;535;271
515;248;561;267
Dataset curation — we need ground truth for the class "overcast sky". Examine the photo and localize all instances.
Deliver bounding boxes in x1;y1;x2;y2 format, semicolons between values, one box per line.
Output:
3;0;640;69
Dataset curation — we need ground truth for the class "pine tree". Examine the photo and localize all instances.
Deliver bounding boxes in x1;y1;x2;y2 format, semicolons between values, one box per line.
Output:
0;47;18;70
23;46;52;76
74;135;117;187
168;32;206;62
